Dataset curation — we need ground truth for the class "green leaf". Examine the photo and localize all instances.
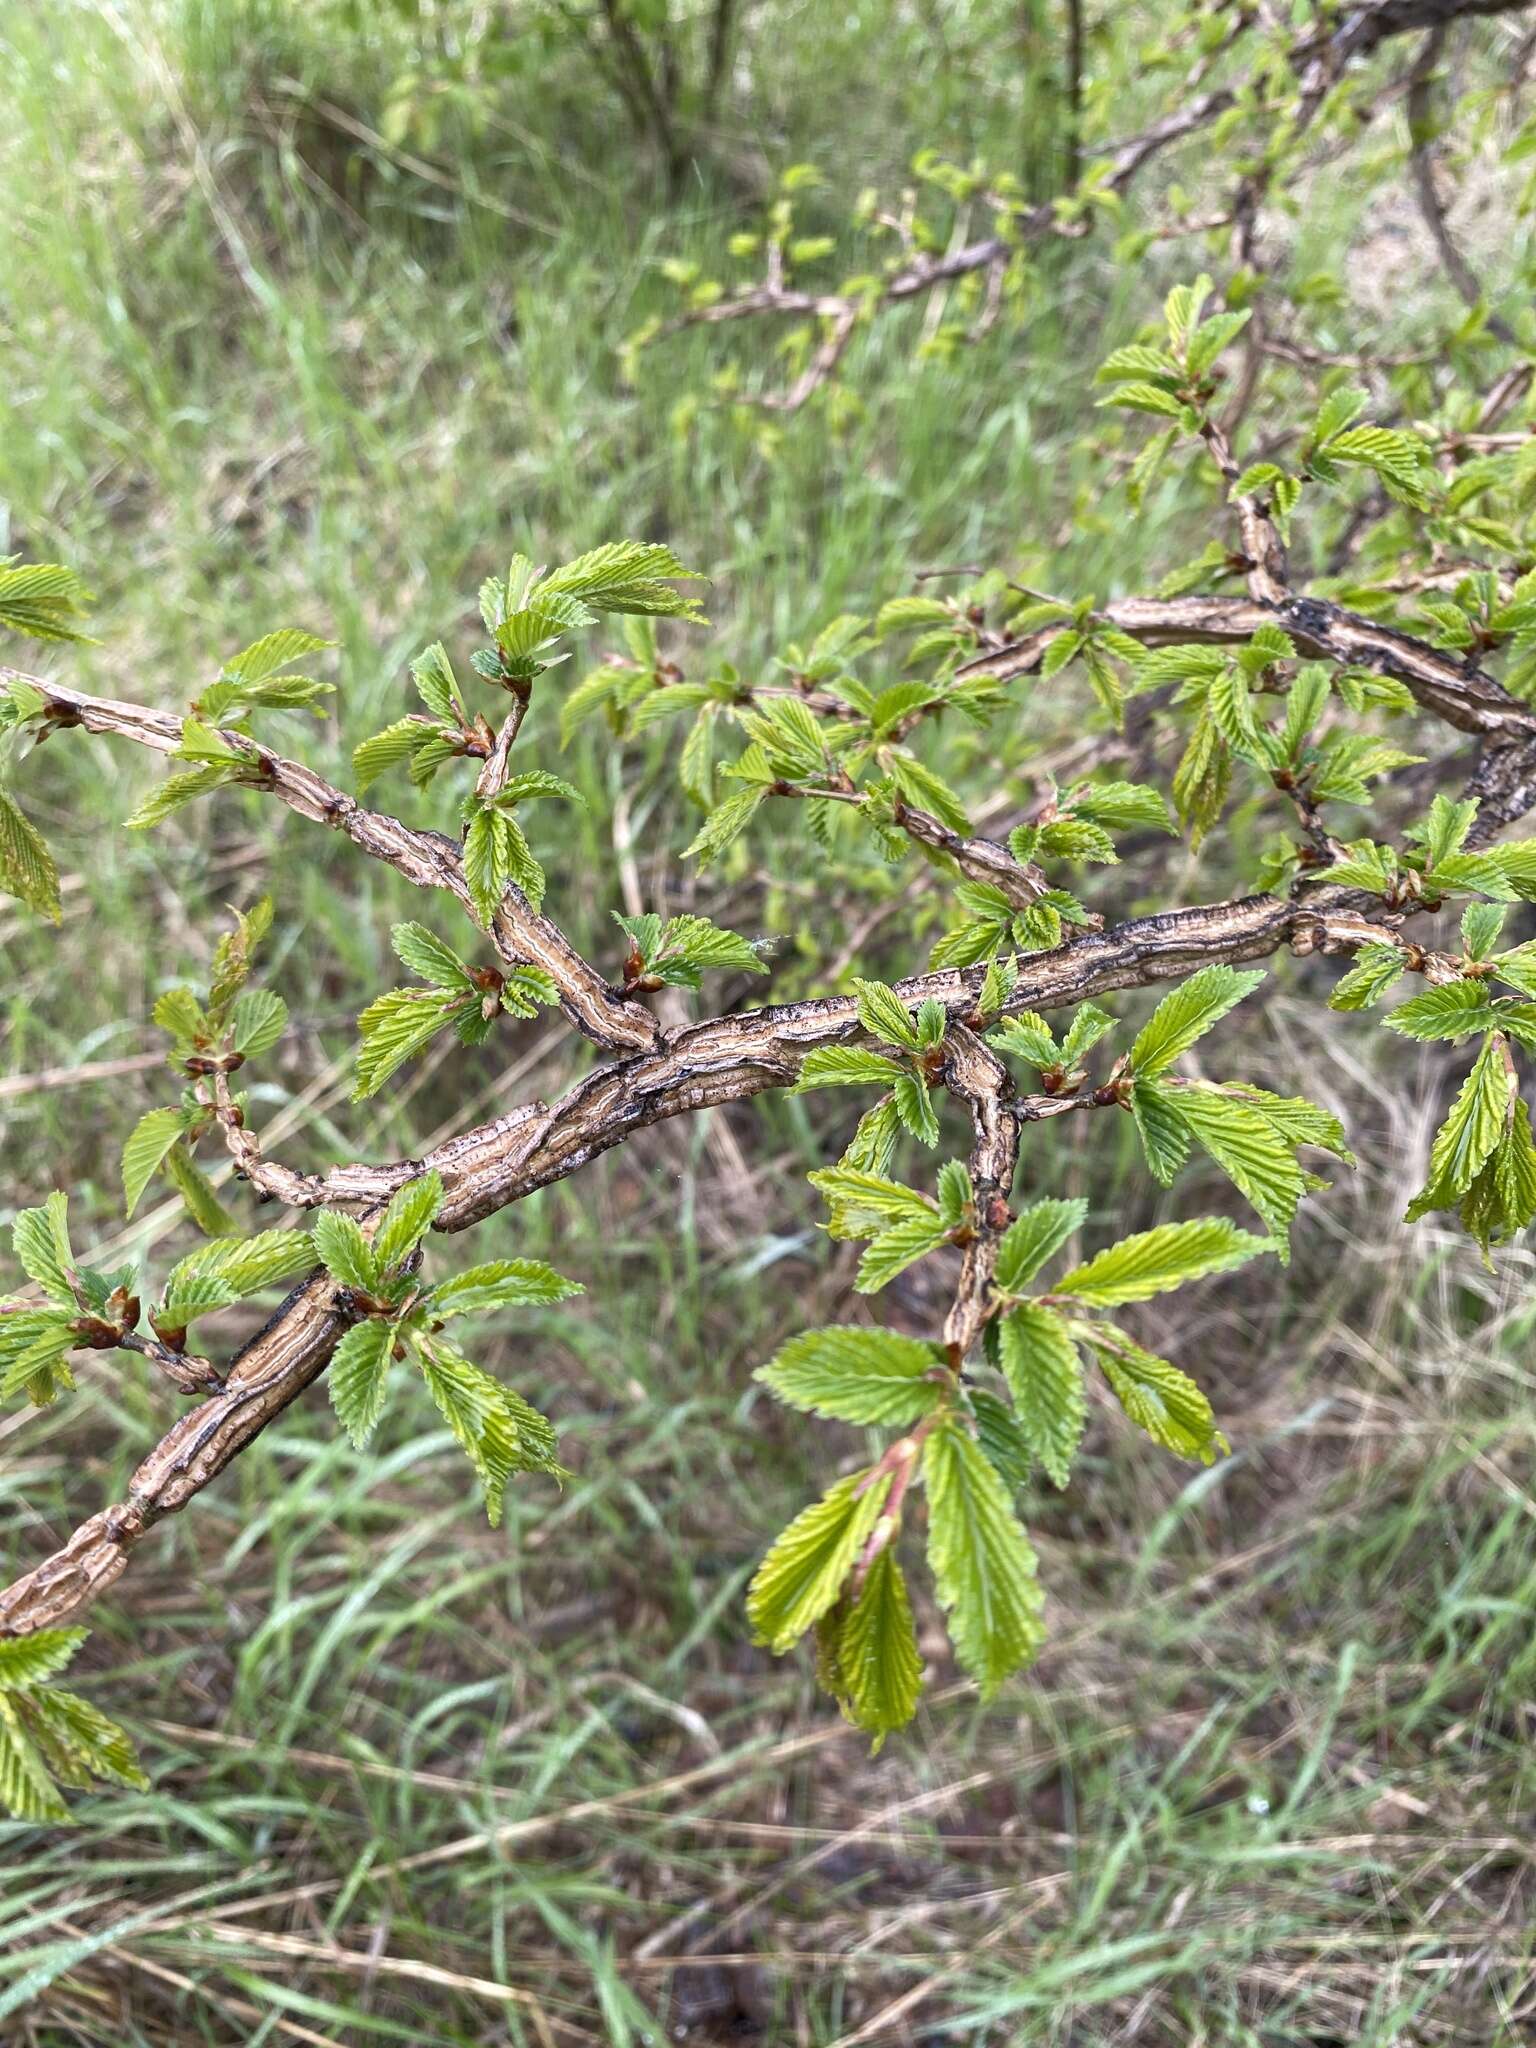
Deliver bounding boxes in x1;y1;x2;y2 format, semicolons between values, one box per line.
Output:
0;558;96;643
1099;380;1185;418
756;1327;946;1426
993;1197;1087;1295
1329;944;1407;1012
221;628;332;685
661;914;765;973
0;1310;77;1404
391;923;471;990
354;716;435;792
1130;1076;1192;1185
162;1141;236;1238
12;1192;76;1306
998;1303;1085;1489
539;540;704;618
19;1679;148;1799
373;1169;444;1271
793;1047;904;1093
157;1229;316;1327
417;1342;557;1526
747;1470;893;1655
808;1165;933;1239
989;1012;1058;1069
0;1627;88;1691
1056;1218;1269;1306
892;1068;939;1146
852;979;921;1051
410;642;462;721
431;1259;582;1318
1406;1033;1513;1222
1462;902;1508;960
1172;1086;1308;1253
827;1549;923;1749
683;785;766;865
1130;966;1265;1077
856;1214;951;1292
1065;779;1174;834
353;986;462;1100
328;1318;395;1449
0;787;62;923
969;1387;1033;1492
124;762;242;831
1418;794;1477;870
313;1211;378;1293
924;1419;1044;1698
1087;1329;1225;1463
231;987;288;1058
1385;979;1501;1040
121;1107;186;1217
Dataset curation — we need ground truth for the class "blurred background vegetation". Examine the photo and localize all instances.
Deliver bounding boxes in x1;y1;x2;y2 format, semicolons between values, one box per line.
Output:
2;0;1535;2040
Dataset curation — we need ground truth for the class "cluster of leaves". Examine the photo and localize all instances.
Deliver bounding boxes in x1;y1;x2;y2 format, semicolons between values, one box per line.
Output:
122;631;334;832
566;603;1003;869
0;1629;145;1823
354;543;703;927
0;1162;582;1813
314;1169;579;1525
1331;893;1536;1253
612;908;765;989
931;779;1173;966
748;1202;1268;1744
794;981;951;1167
1100;277;1438;520
750;962;1351;1740
1316;793;1536;913
1135;626;1420;854
120;898;289;1231
1410;568;1536;698
354;922;558;1101
0;1190;314;1408
0;560;99;922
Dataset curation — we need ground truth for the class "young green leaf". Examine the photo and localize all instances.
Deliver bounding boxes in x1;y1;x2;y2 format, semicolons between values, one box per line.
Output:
923;1419;1045;1697
1329;944;1407;1012
13;1192;77;1306
891;1068;939;1145
993;1197;1087;1295
1085;1330;1225;1463
997;1303;1085;1489
1384;980;1501;1041
373;1169;444;1271
1056;1217;1269;1306
120;1108;187;1218
0;786;63;923
793;1047;903;1093
328;1318;395;1449
826;1548;923;1750
313;1211;378;1293
430;1259;582;1318
353;987;463;1100
1171;1086;1308;1253
852;979;922;1051
747;1470;893;1655
756;1326;946;1426
1129;966;1265;1078
1406;1033;1513;1222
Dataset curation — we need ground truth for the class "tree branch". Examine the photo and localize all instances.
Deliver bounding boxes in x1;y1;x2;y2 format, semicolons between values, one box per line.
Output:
3;846;1510;1639
0;667;660;1055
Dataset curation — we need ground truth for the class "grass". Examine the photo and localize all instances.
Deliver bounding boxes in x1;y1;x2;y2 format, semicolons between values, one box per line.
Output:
2;1;1535;2041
